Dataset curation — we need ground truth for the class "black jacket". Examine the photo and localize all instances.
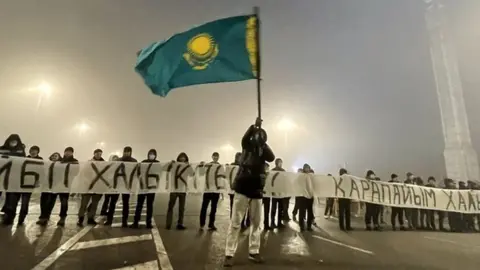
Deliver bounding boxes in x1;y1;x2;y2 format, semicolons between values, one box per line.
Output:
61;156;79;164
28;155;43;160
120;156;137;162
233;125;275;199
0;134;26;157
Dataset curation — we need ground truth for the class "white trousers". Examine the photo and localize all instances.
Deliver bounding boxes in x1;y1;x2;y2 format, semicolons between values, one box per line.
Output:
225;192;262;257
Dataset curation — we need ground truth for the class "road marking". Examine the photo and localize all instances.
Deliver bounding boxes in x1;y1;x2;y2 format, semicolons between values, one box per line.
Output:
31;226;94;270
312;235;375;255
94;222;123;228
424;236;480;248
151;219;174;270
70;234;152;250
112;260;159;269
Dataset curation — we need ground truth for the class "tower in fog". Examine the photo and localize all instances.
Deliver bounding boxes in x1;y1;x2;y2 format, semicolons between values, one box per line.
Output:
424;0;479;181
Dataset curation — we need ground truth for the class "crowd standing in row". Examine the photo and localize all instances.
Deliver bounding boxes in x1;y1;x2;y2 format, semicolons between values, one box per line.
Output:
0;133;479;234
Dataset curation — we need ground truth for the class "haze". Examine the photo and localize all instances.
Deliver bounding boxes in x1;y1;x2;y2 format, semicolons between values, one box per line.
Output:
1;0;479;180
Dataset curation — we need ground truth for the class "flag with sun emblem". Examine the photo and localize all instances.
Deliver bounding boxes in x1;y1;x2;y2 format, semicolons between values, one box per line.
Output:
135;15;258;97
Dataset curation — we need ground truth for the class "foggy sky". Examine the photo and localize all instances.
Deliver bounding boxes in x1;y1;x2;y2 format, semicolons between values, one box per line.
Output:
1;0;479;180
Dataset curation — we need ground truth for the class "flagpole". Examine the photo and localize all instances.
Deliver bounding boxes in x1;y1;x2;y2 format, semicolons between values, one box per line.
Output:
254;6;262;119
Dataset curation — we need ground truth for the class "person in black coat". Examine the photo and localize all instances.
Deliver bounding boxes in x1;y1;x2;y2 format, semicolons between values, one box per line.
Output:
99;154;120;217
0;134;26;225
165;152;190;230
55;147;79;226
131;149;159;229
338;168;352;231
389;174;406;231
105;146;137;227
199;152;222;231
364;170;381;231
77;149;105;227
36;152;62;226
224;118;275;267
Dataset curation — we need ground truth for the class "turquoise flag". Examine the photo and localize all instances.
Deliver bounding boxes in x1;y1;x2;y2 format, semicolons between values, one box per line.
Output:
135;15;258;97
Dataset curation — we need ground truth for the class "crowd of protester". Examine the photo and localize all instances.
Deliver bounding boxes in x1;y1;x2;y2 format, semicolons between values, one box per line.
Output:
0;133;479;233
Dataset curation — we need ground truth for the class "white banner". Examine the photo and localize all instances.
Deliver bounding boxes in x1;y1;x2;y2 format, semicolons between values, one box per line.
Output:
1;157;479;213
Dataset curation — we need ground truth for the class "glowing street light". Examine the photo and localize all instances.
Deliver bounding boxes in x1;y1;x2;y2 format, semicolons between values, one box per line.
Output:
277;118;296;131
277;118;297;148
74;122;91;135
29;81;53;111
96;141;106;148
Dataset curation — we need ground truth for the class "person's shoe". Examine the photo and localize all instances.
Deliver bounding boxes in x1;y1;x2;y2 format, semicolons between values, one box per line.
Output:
146;223;153;229
264;225;272;231
87;218;97;226
57;218;66;227
121;222;128;228
17;221;24;227
36;219;48;226
340;226;346;231
165;225;171;230
248;253;265;264
104;220;113;226
277;224;286;229
176;224;186;230
77;217;84;227
346;227;354;231
400;226;407;231
130;223;139;229
223;256;234;267
271;223;277;228
366;225;372;231
374;225;382;231
2;218;13;226
208;226;217;231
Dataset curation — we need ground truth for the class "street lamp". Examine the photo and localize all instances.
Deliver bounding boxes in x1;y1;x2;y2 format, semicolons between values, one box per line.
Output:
221;143;235;160
276;118;297;148
29;81;52;111
74;122;90;136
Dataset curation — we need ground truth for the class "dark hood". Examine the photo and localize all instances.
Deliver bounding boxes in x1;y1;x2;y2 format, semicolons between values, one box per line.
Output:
147;149;157;158
2;134;23;149
176;152;189;162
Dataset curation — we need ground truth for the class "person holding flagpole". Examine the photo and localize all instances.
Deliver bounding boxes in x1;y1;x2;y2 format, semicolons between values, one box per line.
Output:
224;117;275;267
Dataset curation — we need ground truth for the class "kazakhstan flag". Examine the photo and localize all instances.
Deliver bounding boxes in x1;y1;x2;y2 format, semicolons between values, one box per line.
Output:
135;15;258;97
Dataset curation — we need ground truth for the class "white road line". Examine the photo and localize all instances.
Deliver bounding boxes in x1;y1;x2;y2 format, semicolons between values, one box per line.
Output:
112;260;159;270
424;236;480;248
312;235;375;255
94;222;123;228
151;219;174;270
70;234;152;250
31;226;94;270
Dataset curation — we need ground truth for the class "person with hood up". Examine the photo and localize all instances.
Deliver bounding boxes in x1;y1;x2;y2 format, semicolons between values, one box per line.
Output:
165;152;190;230
199;152;222;231
77;149;104;227
105;147;137;227
99;154;120;217
338;168;352;231
54;147;78;226
224;118;275;267
364;170;381;231
36;152;62;226
131;149;158;229
10;146;43;226
0;134;26;225
389;174;406;231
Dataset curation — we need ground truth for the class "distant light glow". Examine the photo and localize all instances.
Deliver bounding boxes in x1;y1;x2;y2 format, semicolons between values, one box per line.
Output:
220;143;235;152
277;118;297;132
110;151;121;157
96;141;106;148
74;122;90;135
36;82;52;97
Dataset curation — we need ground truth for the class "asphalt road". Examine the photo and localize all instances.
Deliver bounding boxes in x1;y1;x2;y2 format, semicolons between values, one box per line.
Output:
0;194;479;270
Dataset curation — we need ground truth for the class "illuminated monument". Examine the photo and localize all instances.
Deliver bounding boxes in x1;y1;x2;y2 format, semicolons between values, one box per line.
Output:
424;0;479;181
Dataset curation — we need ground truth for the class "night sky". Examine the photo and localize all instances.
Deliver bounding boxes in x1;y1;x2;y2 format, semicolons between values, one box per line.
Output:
1;0;479;180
